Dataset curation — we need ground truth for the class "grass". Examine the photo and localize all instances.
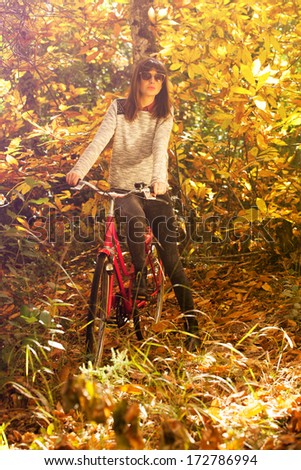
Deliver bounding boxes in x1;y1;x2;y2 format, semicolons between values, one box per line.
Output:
1;250;301;450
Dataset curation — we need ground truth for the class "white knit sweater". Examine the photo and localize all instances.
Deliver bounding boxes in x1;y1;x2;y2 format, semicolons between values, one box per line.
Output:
71;99;174;191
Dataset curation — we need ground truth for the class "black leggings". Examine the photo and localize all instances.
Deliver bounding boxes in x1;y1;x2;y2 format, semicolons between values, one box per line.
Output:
115;192;195;315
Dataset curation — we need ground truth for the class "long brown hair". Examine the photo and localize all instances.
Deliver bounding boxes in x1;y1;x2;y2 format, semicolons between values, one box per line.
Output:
124;57;173;122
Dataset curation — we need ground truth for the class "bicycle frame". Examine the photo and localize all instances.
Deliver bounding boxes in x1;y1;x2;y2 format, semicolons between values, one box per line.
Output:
75;179;167;363
73;180;164;325
96;194;163;320
99;199;133;318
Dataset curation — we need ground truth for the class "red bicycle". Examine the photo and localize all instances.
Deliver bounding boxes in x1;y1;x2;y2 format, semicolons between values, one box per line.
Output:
73;180;165;366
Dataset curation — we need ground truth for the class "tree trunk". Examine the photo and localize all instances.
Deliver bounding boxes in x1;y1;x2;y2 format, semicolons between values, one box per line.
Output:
130;0;158;63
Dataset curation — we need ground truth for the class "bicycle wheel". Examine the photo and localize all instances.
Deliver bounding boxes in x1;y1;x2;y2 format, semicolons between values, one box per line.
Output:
86;253;112;366
134;245;165;341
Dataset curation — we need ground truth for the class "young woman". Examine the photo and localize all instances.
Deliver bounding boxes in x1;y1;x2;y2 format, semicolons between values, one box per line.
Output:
66;57;201;352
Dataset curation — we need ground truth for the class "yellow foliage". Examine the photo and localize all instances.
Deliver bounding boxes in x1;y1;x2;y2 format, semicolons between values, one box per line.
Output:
1;0;300;231
6;155;19;167
242;401;266;418
256;197;268;214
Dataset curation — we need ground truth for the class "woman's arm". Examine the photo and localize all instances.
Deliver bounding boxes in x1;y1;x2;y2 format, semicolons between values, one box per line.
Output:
66;100;117;184
151;112;174;194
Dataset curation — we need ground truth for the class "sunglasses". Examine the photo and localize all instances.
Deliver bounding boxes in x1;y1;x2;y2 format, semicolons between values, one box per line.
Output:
139;71;166;82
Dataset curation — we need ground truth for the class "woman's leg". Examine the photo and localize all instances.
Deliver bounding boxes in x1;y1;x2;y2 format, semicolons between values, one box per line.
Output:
145;195;201;350
114;195;148;297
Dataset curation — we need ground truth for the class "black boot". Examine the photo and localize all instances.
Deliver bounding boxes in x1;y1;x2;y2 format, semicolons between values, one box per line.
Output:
184;312;201;352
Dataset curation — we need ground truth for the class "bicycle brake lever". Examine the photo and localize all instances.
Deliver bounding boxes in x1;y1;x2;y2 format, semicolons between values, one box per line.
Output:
72;180;98;192
143;187;154;199
0;195;9;207
72;180;86;191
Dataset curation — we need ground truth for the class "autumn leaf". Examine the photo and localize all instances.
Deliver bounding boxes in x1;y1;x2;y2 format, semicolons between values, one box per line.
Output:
231;86;254;96
256;197;268;214
1;0;301;454
6;155;19;167
240;64;255;86
205;168;215;181
119;384;145;394
242;401;265;418
256;134;268;150
262;282;273;292
148;6;156;24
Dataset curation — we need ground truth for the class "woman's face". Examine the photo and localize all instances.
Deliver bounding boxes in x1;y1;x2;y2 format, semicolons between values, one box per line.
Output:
139;68;164;99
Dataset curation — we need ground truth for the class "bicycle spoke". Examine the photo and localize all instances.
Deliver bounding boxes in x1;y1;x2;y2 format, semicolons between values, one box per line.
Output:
133;246;165;341
86;254;111;366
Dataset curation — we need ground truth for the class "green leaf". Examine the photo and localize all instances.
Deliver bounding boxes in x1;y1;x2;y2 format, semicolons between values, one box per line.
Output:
28;197;50;205
39;310;52;327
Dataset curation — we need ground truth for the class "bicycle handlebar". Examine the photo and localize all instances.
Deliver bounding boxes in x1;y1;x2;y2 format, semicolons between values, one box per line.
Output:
0;194;9;208
72;180;157;200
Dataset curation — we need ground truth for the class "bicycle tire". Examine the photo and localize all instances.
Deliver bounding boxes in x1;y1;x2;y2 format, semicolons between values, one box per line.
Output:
134;245;164;341
86;253;112;366
149;255;164;324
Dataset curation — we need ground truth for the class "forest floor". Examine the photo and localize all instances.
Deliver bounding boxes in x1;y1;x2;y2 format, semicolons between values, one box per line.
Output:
1;246;301;450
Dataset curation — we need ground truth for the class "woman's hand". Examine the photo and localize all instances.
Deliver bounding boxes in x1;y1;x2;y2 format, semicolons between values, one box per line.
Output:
66;171;80;187
152;181;167;195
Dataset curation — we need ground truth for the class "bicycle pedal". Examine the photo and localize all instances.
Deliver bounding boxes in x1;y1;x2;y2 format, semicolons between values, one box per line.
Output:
132;286;148;300
115;293;130;328
134;292;148;301
116;309;130;328
132;292;149;302
116;313;130;328
117;318;130;329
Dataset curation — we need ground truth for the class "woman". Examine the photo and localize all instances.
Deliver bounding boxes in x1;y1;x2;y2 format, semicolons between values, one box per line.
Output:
66;57;200;352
